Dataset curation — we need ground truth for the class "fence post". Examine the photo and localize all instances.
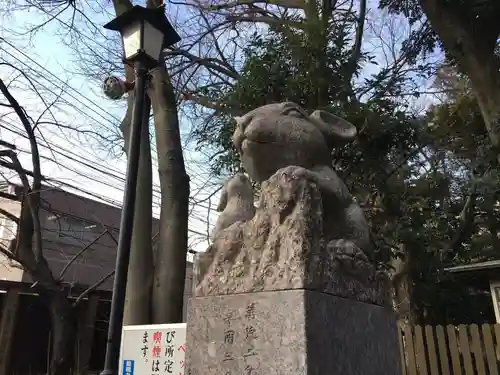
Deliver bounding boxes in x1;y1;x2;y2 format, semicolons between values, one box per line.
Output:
482;324;498;375
435;325;450;375
424;325;439;374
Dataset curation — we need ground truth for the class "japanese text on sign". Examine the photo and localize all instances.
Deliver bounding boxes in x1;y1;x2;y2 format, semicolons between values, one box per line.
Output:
119;323;187;375
242;303;258;374
221;302;260;375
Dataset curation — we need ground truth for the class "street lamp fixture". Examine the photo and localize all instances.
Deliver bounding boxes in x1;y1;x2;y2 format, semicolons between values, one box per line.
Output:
104;5;180;67
101;5;180;375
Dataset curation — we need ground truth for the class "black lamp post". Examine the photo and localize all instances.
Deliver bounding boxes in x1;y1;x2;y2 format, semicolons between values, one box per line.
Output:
101;6;180;375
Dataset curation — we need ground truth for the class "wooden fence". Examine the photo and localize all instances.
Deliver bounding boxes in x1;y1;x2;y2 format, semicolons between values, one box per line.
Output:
399;324;500;375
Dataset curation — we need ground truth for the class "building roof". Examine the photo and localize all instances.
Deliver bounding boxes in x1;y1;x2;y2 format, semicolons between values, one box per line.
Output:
6;183;159;230
445;260;500;273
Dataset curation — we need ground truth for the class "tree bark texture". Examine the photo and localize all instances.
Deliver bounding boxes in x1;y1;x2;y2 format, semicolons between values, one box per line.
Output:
48;293;77;375
391;249;414;326
15;196;77;375
123;96;154;325
149;68;190;324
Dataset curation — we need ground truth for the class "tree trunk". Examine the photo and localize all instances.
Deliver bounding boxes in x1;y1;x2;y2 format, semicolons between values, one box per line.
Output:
112;0;155;325
13;193;78;375
123;96;154;325
391;249;414;326
48;294;76;375
418;0;500;163
148;68;190;324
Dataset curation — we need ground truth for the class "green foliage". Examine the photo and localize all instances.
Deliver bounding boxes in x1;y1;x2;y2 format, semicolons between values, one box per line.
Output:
193;26;367;175
393;86;500;323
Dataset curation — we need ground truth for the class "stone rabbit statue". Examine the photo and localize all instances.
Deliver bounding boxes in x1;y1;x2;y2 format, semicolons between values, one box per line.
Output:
232;102;371;253
210;172;255;242
232;101;356;182
194;102;386;305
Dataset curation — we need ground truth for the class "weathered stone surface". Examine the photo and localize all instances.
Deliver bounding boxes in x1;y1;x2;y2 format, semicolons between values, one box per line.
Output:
188;103;398;375
185;289;401;375
231;102;357;183
195;167;389;305
211;173;255;242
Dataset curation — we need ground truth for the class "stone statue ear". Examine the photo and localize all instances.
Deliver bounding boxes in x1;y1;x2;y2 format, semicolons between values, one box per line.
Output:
217;183;229;212
309;110;357;148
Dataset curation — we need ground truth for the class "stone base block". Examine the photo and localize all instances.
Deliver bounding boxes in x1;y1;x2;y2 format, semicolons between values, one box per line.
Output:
185;289;401;375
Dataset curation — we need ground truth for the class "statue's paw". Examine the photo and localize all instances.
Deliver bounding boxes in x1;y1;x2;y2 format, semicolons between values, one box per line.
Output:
278;165;310;182
327;239;369;262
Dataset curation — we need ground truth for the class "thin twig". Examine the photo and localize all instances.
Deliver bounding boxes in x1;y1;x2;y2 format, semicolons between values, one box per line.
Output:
58;230;109;279
73;269;115;306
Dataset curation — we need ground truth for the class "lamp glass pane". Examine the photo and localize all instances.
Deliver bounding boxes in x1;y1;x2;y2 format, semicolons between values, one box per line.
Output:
122;20;142;60
143;21;164;61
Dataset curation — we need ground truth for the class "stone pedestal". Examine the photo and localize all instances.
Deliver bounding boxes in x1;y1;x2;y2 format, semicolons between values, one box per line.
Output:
186;166;402;375
185;289;401;375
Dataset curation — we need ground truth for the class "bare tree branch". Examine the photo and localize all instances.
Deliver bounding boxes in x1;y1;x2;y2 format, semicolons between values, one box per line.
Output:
73;269;115;307
0;207;20;224
204;0;306;11
58;229;109;279
345;0;366;98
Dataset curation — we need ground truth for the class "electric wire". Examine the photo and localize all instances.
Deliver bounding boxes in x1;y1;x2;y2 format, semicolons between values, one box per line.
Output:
0;118;218;216
0;42;217;194
0;117;216;237
0;17;221;246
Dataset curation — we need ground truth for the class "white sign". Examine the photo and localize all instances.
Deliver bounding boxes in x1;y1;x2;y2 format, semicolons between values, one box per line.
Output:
119;323;187;375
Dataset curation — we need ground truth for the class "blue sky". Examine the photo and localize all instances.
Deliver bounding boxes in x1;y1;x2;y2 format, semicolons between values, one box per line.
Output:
0;2;220;254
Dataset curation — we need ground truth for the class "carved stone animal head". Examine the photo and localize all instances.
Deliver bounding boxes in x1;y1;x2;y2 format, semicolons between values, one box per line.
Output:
216;173;254;212
232;102;356;182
